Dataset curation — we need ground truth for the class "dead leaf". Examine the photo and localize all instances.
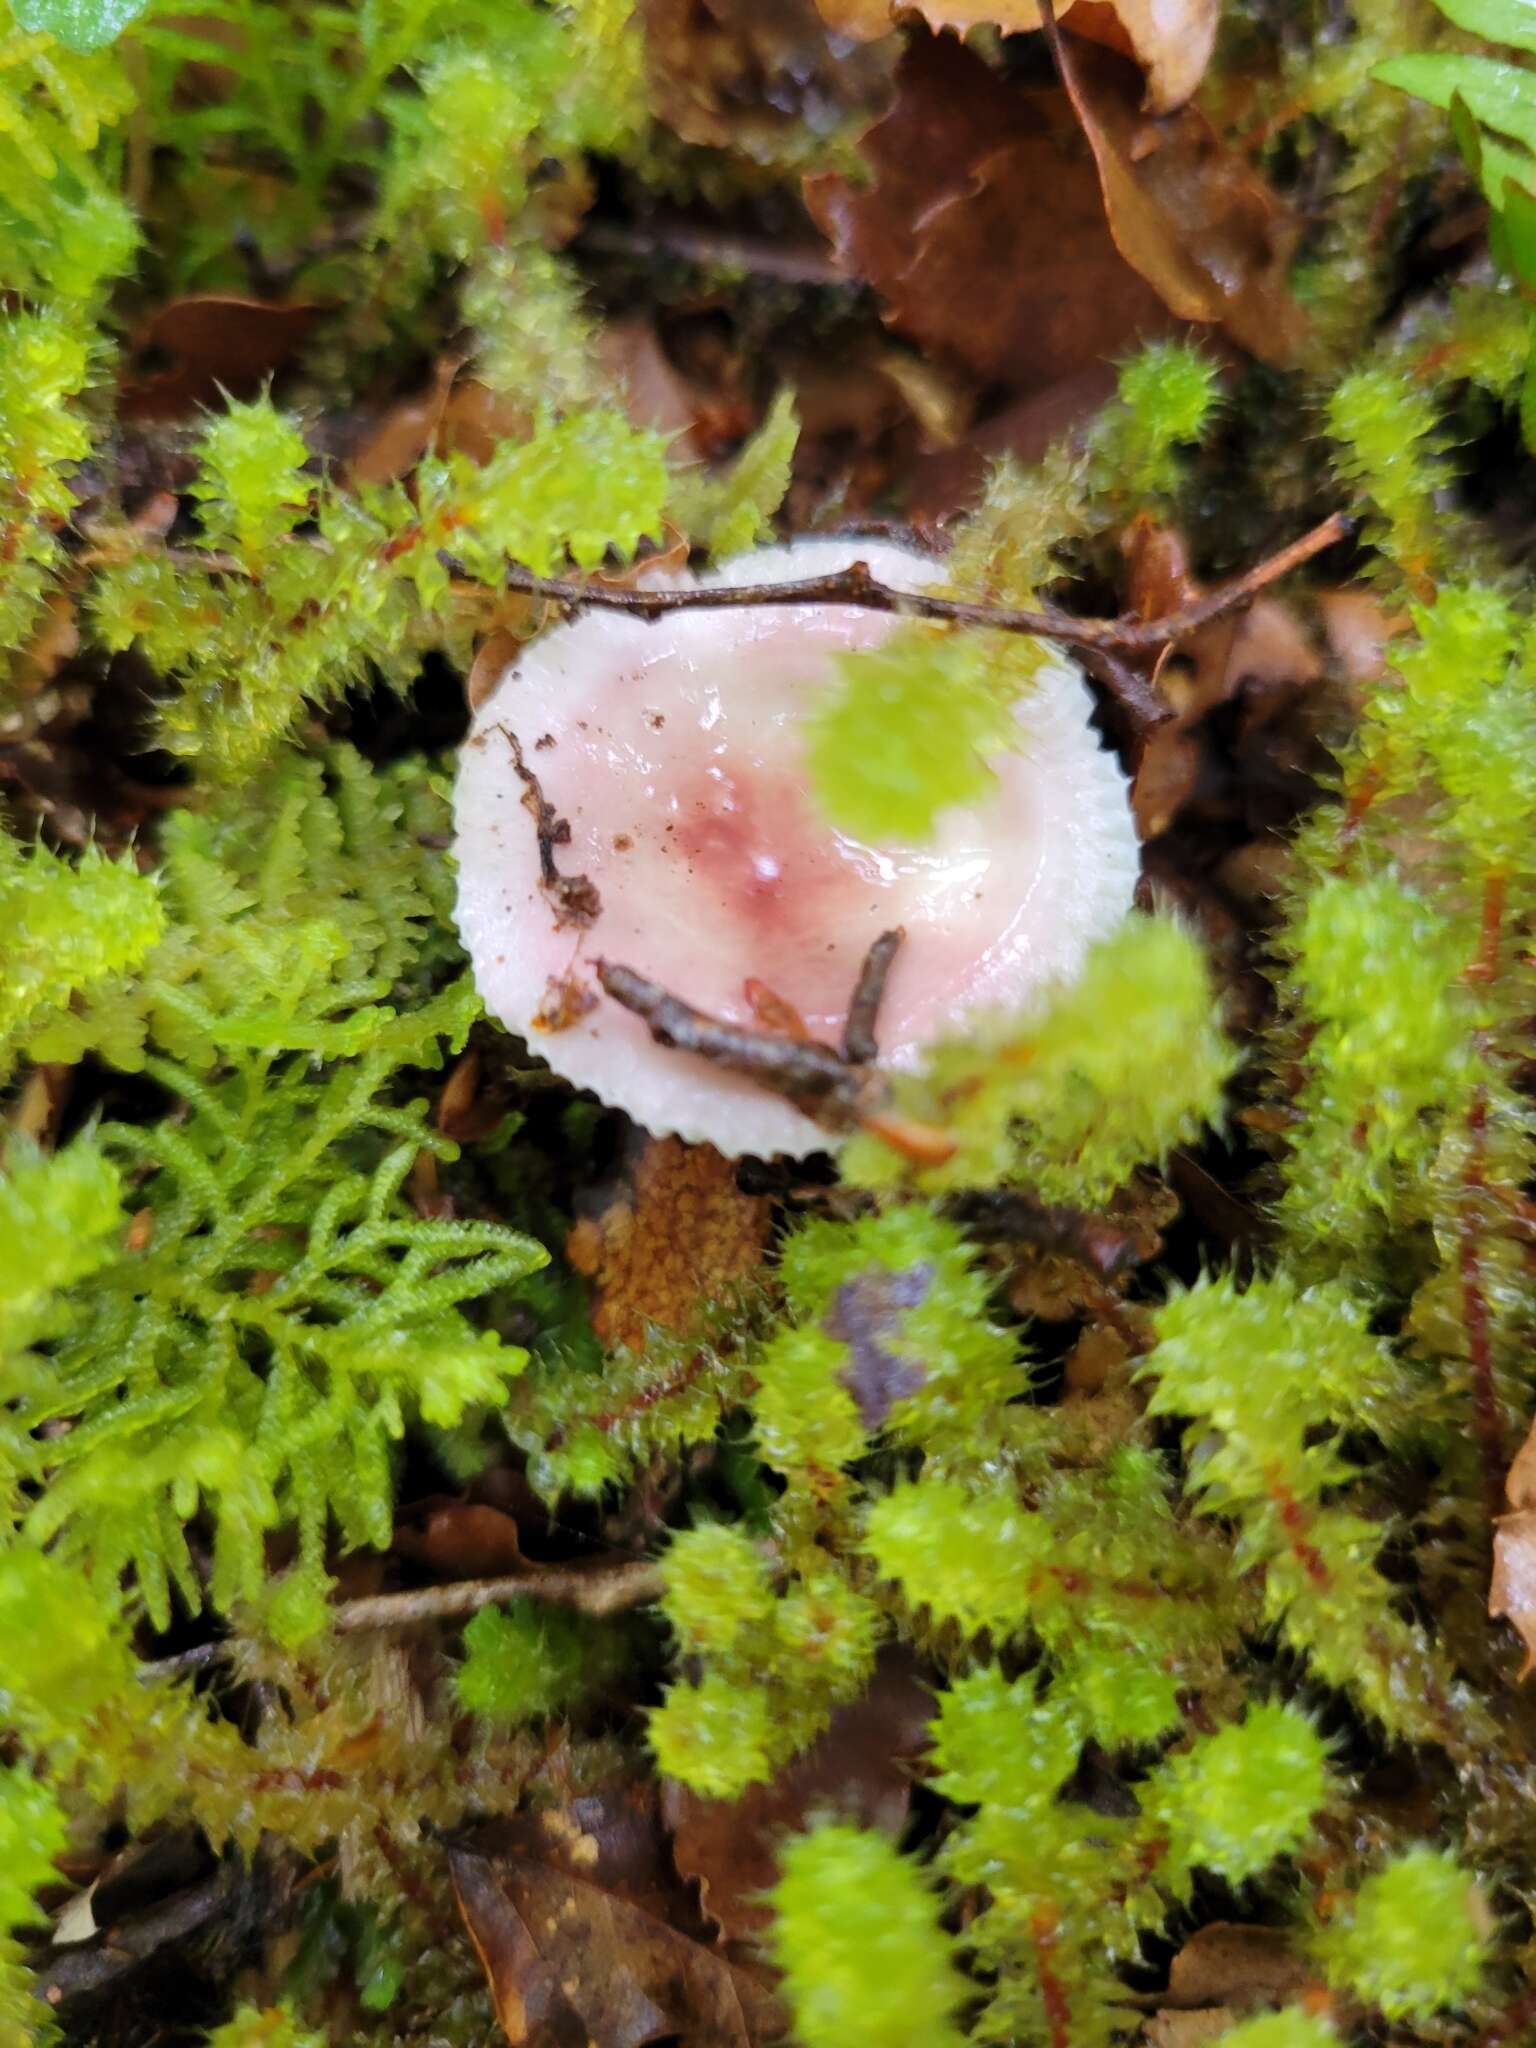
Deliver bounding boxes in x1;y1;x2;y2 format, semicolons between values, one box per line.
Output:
905;361;1120;527
120;295;327;421
348;355;461;487
565;1133;771;1351
1066;0;1218;117
392;1498;529;1579
1492;1412;1536;1677
1143;2010;1242;2048
466;632;521;718
812;0;1216;114
804;34;1177;394
597;316;718;463
1133;721;1204;840
643;0;892;153
1317;587;1402;687
9;593;81;699
664;1654;933;1943
451;1804;783;2048
1055;41;1307;366
1162;1923;1311;2011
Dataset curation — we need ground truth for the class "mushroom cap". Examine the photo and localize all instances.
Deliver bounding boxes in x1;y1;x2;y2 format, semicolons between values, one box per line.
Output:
453;537;1138;1158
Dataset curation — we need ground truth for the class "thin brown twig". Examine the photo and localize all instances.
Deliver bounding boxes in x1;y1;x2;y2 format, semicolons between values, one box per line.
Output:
599;937;962;1164
138;1559;664;1682
442;511;1349;658
598;927;909;1129
597;959;876;1126
491;722;601;929
842;927;904;1065
328;1557;664;1631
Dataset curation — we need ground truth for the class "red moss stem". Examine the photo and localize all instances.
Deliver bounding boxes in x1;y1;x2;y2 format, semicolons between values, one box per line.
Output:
1465;868;1507;986
1461;1087;1505;1520
1028;1905;1073;2048
1268;1471;1333;1589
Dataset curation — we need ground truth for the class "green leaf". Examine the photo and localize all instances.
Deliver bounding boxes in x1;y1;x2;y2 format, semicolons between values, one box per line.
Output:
1522;309;1536;449
1375;52;1536;156
9;0;152;53
1428;0;1536;53
1502;176;1536;284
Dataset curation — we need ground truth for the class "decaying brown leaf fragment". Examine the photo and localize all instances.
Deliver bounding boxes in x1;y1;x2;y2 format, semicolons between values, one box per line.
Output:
1139;1921;1314;2045
643;0;892;153
665;1653;933;1943
1053;39;1308;367
450;1798;783;2048
811;0;1217;116
804;33;1176;394
1490;1416;1536;1677
120;294;327;421
566;1134;771;1351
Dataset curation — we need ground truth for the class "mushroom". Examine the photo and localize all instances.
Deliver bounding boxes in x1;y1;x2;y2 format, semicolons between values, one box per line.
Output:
453;537;1138;1159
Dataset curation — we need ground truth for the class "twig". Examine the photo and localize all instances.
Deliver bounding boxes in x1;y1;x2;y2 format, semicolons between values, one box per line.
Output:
443;512;1349;659
139;1559;664;1683
492;722;601;929
577;214;842;286
598;925;912;1130
34;1864;239;2007
600;937;962;1164
328;1557;663;1630
842;927;904;1065
598;960;875;1125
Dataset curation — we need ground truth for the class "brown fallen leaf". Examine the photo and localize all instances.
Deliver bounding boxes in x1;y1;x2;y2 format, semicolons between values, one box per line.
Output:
566;1132;771;1351
1054;39;1308;367
596;315;719;463
1491;1413;1536;1678
1162;1922;1311;2011
120;295;327;421
642;0;892;153
451;1797;784;2048
664;1652;933;1943
805;33;1177;395
465;631;522;719
1143;2010;1242;2048
1134;1922;1316;2046
812;0;1217;114
392;1498;529;1580
1133;721;1204;840
347;354;461;487
1317;587;1402;688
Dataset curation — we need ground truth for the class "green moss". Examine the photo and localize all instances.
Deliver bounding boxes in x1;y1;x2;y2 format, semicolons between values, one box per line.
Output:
2;2;1536;2043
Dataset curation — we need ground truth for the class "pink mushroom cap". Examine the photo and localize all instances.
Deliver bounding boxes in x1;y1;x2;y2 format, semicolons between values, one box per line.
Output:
453;537;1139;1158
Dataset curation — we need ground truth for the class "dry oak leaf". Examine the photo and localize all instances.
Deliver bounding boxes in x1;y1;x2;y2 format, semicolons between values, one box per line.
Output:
812;0;1216;114
566;1133;771;1352
1057;40;1308;367
664;1651;933;1943
1490;1413;1536;1677
804;32;1177;395
451;1807;783;2048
